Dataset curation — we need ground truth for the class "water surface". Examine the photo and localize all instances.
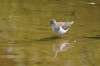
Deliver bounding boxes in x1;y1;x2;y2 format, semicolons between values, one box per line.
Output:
0;0;100;66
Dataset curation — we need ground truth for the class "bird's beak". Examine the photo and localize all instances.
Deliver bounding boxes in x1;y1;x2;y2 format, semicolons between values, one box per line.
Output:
47;22;51;27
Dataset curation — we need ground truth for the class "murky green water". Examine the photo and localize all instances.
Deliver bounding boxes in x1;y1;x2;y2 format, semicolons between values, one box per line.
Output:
0;0;100;66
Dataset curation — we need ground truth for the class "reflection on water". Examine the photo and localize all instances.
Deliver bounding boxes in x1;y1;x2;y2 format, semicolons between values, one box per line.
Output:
6;45;14;59
87;0;96;5
52;40;76;57
0;43;26;66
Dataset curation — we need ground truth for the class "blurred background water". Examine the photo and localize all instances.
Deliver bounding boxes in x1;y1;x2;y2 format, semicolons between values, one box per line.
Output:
0;0;100;66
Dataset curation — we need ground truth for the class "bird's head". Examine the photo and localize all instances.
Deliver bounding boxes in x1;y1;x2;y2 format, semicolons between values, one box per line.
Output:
50;19;56;25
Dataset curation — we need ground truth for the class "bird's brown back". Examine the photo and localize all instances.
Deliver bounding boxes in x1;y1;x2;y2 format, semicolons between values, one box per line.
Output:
57;22;73;30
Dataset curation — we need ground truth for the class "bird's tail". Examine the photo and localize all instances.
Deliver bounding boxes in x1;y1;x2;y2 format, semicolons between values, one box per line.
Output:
66;21;74;27
70;21;74;24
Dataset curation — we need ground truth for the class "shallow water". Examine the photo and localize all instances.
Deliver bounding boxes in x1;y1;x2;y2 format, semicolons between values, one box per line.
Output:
0;0;100;66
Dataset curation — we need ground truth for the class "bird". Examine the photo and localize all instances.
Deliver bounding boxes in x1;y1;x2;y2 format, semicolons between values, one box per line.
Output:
50;19;74;38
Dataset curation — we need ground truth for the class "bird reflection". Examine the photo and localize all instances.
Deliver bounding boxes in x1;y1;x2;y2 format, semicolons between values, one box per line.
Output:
52;40;76;57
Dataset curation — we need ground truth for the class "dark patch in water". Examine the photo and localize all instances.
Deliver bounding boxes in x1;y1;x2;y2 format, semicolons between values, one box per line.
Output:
84;35;100;39
96;35;100;36
36;36;60;41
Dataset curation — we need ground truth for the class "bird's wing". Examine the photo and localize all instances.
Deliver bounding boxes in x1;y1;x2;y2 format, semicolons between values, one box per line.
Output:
58;21;74;30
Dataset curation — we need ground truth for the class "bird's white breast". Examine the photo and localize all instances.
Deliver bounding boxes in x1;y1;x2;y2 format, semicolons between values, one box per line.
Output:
52;26;69;35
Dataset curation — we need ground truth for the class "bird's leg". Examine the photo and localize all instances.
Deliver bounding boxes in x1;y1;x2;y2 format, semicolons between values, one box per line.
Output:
61;35;63;39
59;34;63;39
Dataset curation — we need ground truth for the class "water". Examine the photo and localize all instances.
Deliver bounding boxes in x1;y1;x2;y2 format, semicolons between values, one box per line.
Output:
0;0;100;66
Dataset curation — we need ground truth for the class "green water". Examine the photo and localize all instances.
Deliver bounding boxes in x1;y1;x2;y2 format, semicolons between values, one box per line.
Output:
0;0;100;66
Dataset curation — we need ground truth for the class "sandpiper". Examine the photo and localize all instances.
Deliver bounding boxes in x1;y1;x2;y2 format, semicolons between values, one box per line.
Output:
50;19;74;37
